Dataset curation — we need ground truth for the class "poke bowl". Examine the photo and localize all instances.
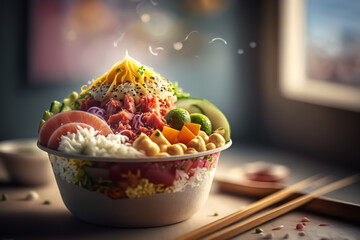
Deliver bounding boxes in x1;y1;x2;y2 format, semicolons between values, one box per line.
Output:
38;141;231;227
37;52;231;227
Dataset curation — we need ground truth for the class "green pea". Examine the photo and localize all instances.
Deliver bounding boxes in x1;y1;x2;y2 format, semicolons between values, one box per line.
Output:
1;193;8;201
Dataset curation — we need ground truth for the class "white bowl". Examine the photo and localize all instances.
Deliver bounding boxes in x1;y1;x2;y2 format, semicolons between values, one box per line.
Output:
0;138;53;185
38;140;232;227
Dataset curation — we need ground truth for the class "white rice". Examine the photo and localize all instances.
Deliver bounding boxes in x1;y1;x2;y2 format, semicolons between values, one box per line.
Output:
172;167;214;192
50;155;78;184
58;126;145;157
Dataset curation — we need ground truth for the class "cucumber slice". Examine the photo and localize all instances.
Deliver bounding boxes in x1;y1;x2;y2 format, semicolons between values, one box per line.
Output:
60;104;72;112
68;91;79;102
63;98;72;107
62;93;80;110
42;110;54;121
50;100;62;114
175;97;231;142
38;119;46;132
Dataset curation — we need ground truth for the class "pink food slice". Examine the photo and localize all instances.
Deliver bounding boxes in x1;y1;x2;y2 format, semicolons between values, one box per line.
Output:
47;123;91;150
39;110;112;147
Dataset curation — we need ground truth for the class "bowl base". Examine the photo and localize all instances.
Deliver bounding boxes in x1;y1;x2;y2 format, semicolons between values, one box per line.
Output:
55;173;214;227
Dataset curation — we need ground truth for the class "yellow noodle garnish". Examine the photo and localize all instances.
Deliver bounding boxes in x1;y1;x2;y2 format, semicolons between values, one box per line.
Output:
81;51;163;96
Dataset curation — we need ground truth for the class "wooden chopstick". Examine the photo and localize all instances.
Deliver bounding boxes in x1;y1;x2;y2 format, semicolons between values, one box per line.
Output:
175;175;323;240
203;174;359;240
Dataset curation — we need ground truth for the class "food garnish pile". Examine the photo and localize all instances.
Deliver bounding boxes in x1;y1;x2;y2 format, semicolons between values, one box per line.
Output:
39;52;230;157
38;52;231;199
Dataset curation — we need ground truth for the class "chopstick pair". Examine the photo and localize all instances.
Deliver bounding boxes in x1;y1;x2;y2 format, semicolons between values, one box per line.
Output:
176;174;359;240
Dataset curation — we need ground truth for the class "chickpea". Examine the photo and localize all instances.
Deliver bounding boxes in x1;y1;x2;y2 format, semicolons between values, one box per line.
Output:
159;144;168;153
155;152;170;157
150;130;171;147
149;130;171;153
174;143;187;151
213;128;226;140
185;147;198;155
208;133;225;148
198;130;209;143
187;136;206;152
206;142;216;150
133;133;160;156
133;133;147;148
166;144;184;156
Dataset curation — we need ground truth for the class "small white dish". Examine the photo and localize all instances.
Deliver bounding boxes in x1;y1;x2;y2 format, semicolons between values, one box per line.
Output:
0;138;53;185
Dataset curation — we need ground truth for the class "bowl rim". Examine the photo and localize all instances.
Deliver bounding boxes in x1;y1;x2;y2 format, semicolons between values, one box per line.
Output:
37;140;232;163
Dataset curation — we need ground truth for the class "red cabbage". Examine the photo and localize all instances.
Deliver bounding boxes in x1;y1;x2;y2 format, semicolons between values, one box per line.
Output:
131;113;144;130
87;106;107;120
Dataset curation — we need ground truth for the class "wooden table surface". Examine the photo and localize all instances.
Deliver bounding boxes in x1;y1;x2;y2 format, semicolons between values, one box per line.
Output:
1;144;359;240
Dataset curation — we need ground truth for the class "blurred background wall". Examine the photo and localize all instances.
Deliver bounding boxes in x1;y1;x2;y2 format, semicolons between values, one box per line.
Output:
0;0;359;168
0;0;261;143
